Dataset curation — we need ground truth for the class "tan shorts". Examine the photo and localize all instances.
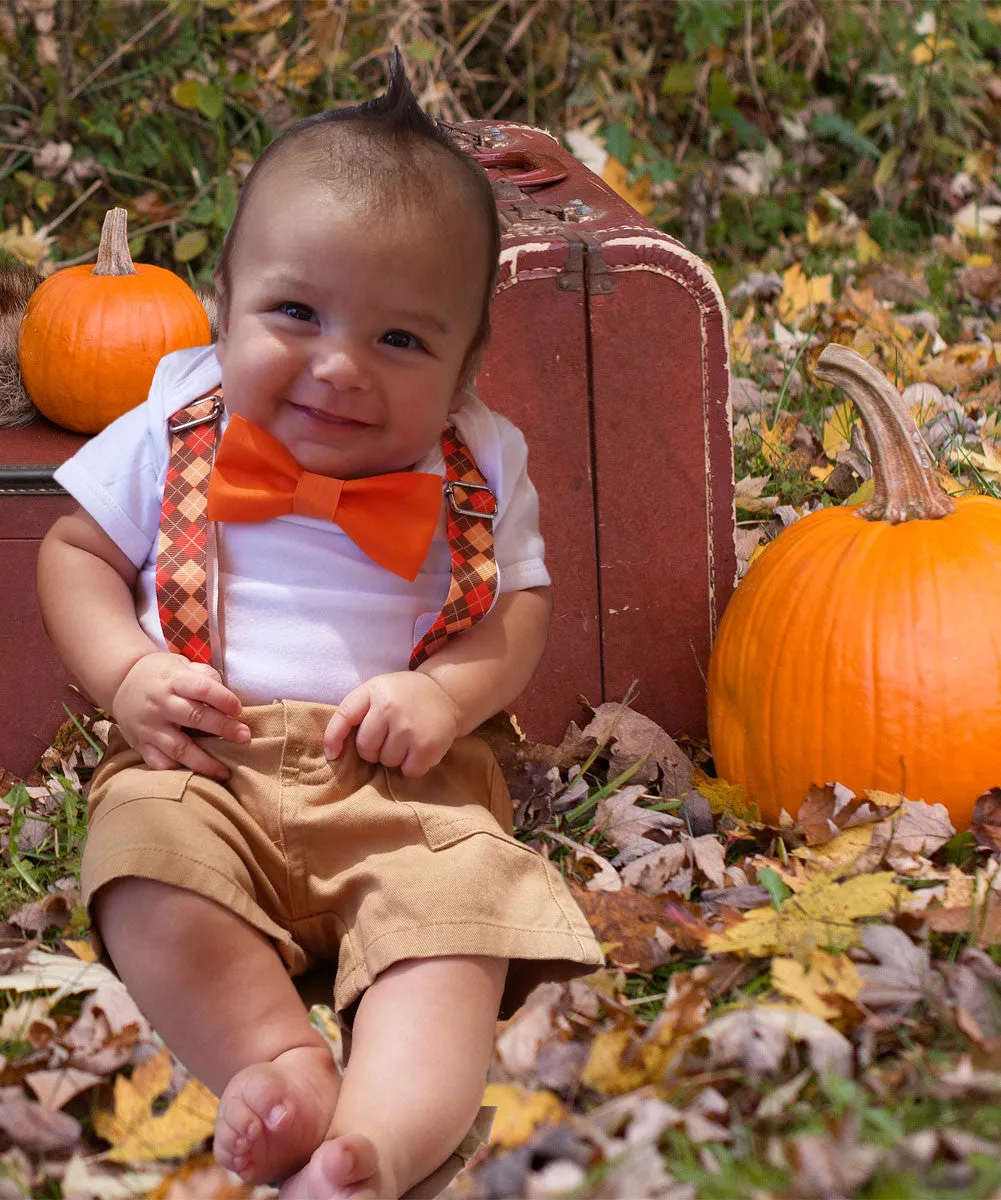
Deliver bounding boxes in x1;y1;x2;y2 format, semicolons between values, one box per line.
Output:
82;700;602;1017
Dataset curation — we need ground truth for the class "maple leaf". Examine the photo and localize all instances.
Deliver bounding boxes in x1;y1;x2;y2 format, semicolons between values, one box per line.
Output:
702;1005;853;1079
771;950;863;1020
93;1048;217;1163
704;872;905;957
777;262;833;326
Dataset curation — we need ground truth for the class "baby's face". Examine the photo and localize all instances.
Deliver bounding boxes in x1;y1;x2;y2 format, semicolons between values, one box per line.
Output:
215;169;488;477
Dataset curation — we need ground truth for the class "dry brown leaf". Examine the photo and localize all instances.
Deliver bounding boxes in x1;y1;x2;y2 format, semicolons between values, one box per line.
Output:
702;1005;853;1080
24;1067;102;1111
594;785;684;859
580;704;693;794
569;885;696;970
854;925;935;1012
922;896;1001;947
789;1128;883;1198
0;1087;81;1151
973;788;1001;852
793;783;897;846
619;842;689;892
150;1153;261;1198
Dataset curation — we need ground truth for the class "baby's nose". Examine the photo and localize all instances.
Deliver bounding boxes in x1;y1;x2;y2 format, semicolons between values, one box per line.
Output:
311;339;371;390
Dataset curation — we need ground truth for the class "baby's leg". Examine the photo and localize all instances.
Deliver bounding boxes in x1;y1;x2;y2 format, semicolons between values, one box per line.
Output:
94;878;341;1184
280;954;507;1200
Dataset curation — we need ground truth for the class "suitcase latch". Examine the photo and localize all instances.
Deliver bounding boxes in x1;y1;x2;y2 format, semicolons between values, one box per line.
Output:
556;236;615;296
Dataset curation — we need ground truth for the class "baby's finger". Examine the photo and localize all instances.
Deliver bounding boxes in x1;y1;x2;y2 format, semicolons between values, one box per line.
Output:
324;691;371;759
153;729;230;780
179;700;251;744
377;726;410;770
353;708;390;766
176;669;244;718
400;741;445;779
141;743;181;771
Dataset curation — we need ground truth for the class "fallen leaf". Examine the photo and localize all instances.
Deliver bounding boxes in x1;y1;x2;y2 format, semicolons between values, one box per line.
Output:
772;951;863;1019
61;1153;165;1200
602;156;654;215
539;830;622;891
793;783;896;845
854;925;935;1012
789;1128;883;1198
580;704;694;794
619;841;689;892
480;1083;564;1148
0;948;125;997
973;788;1001;852
569;884;695;969
702;1005;853;1079
149;1153;257;1198
778;262;833;325
0;1087;81;1150
92;1047;217;1163
25;1067;102;1111
594;785;684;859
705;872;905;957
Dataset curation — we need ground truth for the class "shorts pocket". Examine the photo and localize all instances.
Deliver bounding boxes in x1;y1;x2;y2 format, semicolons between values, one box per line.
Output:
88;767;194;824
402;799;506;851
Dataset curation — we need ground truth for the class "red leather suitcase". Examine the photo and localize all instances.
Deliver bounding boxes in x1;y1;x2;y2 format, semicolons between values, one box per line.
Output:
464;121;735;744
1;121;733;776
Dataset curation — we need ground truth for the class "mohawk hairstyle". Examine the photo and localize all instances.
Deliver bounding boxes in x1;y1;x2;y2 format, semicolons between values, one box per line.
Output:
214;48;500;372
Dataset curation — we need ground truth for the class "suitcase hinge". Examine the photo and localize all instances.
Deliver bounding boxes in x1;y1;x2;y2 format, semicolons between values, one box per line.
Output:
556;235;615;296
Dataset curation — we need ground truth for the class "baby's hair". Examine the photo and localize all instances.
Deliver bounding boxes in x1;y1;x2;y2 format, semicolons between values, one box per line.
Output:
215;48;500;371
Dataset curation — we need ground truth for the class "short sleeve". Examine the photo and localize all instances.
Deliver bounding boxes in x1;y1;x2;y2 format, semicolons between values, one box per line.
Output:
449;398;551;594
52;345;220;569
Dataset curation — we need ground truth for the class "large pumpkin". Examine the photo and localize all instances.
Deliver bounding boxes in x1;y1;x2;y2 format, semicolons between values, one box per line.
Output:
707;343;1001;828
18;207;210;433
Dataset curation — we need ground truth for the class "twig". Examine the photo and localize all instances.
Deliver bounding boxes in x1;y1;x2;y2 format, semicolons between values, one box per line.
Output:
67;1;179;102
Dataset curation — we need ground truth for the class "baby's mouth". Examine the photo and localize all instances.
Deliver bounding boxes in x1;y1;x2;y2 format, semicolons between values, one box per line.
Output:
291;403;369;429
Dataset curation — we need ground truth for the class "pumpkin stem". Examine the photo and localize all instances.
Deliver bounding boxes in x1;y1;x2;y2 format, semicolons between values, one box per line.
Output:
813;343;955;523
92;208;137;277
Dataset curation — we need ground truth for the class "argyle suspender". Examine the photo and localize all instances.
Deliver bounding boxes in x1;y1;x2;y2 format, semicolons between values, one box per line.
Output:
155;391;498;671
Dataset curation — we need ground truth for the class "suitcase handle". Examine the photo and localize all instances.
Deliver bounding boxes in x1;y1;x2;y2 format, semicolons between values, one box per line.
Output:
471;149;567;189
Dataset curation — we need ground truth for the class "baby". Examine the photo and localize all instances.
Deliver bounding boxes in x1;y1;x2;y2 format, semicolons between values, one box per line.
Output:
38;52;602;1199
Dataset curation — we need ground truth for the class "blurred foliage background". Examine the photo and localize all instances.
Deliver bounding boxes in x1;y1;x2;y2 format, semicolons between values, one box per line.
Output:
1;0;1000;291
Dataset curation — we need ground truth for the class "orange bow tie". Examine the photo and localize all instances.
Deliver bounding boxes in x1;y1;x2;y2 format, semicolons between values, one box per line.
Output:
205;414;442;581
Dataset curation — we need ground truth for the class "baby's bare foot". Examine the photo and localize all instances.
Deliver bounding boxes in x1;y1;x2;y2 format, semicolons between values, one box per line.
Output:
279;1133;394;1200
213;1044;341;1184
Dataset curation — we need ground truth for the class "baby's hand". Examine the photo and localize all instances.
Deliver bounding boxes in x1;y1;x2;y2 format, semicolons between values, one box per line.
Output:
112;653;250;780
324;672;462;778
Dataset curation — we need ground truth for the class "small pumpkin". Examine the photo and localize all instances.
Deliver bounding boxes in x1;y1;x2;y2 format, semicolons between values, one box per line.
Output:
707;343;1001;828
18;207;210;434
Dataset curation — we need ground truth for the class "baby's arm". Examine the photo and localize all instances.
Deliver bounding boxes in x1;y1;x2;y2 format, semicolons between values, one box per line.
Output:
324;585;552;777
38;508;249;779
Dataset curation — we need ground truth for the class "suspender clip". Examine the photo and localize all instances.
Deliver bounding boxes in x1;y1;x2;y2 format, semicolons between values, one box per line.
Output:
169;396;224;435
445;480;497;519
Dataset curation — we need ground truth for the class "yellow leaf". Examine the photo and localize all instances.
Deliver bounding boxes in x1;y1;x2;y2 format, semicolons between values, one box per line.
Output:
795;824;875;868
822;401;858;460
62;938;97;963
602;156;654;216
581;1024;682;1095
966;252;995;268
694;769;758;820
705;871;905;957
854;229;883;264
730;303;756;367
93;1048;217;1163
777;263;833;326
806;209;827;245
760;411;798;469
480;1084;564;1147
772;951;863;1019
809;463;835;482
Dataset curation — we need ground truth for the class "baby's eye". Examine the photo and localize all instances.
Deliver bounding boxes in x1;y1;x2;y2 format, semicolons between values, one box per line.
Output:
277;301;315;322
381;329;424;351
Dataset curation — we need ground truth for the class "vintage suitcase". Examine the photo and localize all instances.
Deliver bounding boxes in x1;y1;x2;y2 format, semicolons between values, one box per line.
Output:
465;121;735;744
0;120;733;777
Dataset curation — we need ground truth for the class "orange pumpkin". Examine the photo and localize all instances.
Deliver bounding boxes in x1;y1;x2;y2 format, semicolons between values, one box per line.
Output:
18;207;210;433
707;343;1001;828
